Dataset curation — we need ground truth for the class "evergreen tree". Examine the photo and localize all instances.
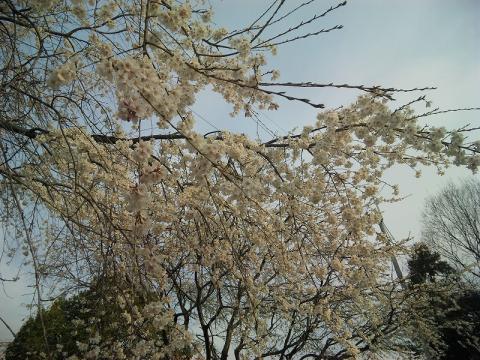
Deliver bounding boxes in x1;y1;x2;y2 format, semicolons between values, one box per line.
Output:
408;244;480;359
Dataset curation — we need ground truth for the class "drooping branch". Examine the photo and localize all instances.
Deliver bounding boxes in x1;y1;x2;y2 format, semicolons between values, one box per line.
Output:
259;81;437;100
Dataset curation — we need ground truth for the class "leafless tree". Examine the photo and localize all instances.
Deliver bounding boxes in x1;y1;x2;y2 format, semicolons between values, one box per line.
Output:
422;178;480;284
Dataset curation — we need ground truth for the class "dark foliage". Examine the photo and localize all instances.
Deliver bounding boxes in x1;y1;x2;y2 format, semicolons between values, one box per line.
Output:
408;244;480;359
408;243;453;285
5;282;129;360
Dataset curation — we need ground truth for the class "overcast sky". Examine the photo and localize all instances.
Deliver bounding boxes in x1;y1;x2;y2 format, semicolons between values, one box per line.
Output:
1;0;479;341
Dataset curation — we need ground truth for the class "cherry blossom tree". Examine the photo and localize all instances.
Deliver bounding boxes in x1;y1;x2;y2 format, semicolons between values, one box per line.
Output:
1;0;479;359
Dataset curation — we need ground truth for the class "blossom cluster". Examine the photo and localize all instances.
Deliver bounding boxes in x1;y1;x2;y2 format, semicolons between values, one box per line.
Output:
3;0;479;359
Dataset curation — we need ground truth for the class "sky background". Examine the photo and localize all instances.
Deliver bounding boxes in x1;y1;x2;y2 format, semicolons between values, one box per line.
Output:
1;0;480;341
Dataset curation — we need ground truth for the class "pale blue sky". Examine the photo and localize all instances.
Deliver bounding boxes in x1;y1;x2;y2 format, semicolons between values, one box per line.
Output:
193;0;480;241
1;0;479;341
